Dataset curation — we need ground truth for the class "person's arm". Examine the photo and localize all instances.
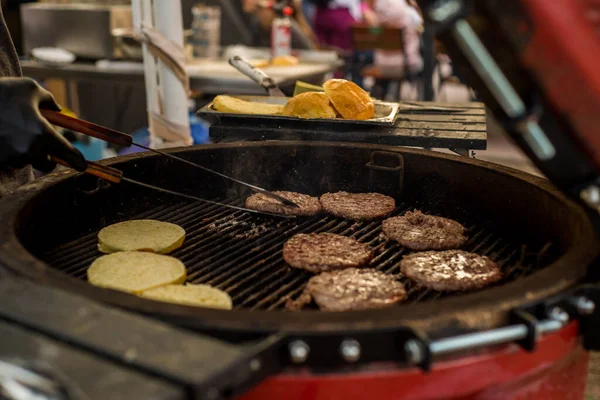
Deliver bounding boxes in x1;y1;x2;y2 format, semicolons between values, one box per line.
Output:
0;8;86;173
0;78;87;172
361;6;378;26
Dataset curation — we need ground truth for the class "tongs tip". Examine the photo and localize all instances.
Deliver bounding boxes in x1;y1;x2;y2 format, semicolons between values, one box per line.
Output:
280;198;301;208
260;191;300;208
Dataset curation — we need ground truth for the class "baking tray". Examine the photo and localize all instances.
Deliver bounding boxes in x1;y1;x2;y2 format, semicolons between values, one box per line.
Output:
196;95;400;126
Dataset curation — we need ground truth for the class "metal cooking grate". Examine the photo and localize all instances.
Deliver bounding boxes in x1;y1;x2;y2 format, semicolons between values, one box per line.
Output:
42;198;557;310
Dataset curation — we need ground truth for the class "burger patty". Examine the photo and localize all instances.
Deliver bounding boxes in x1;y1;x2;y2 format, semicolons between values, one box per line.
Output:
382;210;468;250
245;191;322;216
283;233;374;273
400;250;502;291
320;191;396;221
286;268;407;311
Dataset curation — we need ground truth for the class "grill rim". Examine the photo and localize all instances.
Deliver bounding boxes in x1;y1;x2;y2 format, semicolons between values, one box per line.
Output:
0;141;597;338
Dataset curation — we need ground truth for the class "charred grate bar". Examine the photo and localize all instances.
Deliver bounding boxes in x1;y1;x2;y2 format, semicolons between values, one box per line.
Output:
42;198;557;310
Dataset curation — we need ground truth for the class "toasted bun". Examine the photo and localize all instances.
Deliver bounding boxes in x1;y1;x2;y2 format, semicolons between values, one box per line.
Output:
140;284;233;310
271;55;300;66
252;59;270;68
88;251;187;294
212;95;284;115
283;92;337;119
98;220;185;254
323;79;375;120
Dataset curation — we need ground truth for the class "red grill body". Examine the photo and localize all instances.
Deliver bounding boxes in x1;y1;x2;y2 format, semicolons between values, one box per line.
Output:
241;323;586;400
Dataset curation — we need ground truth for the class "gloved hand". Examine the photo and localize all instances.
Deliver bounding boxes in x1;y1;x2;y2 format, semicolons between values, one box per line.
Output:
0;77;87;173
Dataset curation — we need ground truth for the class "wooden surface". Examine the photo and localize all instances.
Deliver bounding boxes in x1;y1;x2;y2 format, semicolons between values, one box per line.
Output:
210;101;487;150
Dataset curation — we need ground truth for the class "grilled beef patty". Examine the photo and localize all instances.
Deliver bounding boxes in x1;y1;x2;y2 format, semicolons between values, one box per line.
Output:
286;268;407;311
320;192;396;221
245;191;322;216
382;210;467;250
400;250;502;291
283;233;374;273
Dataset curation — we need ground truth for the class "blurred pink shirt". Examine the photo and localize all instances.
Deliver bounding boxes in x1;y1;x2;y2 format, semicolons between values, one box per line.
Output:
373;0;423;74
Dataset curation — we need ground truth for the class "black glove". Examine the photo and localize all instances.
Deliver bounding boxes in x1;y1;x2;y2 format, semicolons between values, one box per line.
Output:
0;77;87;173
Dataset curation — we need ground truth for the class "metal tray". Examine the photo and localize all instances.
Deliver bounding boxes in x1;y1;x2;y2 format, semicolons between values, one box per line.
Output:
196;95;400;126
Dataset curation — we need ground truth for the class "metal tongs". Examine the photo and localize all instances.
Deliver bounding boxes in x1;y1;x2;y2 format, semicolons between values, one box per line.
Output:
228;55;286;97
41;110;299;217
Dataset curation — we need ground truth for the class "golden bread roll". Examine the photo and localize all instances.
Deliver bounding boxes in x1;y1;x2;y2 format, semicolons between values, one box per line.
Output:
252;59;270;68
271;55;300;66
283;92;337;119
98;220;185;254
323;79;375;120
212;95;284;115
140;284;233;310
88;251;187;294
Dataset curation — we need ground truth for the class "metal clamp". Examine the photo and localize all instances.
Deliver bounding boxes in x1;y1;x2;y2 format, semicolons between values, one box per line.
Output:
572;285;600;350
510;310;538;351
74;176;112;196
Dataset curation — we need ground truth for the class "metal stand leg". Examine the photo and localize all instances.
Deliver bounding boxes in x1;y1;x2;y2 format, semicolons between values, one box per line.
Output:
422;29;436;101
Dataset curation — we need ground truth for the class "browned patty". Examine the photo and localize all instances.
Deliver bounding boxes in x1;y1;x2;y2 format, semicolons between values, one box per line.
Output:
286;268;407;311
245;191;322;216
382;210;467;250
400;250;502;291
320;192;396;221
282;233;374;273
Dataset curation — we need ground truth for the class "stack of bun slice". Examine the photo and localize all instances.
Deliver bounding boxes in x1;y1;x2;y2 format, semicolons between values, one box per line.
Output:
88;220;232;310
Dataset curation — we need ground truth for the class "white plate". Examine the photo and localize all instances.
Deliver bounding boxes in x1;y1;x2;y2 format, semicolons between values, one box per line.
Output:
32;47;76;66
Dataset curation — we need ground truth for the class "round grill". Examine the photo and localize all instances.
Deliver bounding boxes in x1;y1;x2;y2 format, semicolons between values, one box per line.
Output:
0;142;596;337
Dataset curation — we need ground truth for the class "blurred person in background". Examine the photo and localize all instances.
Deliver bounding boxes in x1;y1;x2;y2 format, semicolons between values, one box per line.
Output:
311;0;375;80
363;0;423;99
311;0;360;54
302;0;316;28
243;0;317;49
350;0;376;86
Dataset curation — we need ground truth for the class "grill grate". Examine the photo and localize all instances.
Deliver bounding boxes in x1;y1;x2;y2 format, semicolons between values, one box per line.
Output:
42;199;557;310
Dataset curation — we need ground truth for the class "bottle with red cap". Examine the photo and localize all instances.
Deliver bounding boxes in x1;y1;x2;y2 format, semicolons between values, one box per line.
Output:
271;5;293;57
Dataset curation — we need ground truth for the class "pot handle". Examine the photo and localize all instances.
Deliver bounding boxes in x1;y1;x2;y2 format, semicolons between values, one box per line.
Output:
228;55;277;92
